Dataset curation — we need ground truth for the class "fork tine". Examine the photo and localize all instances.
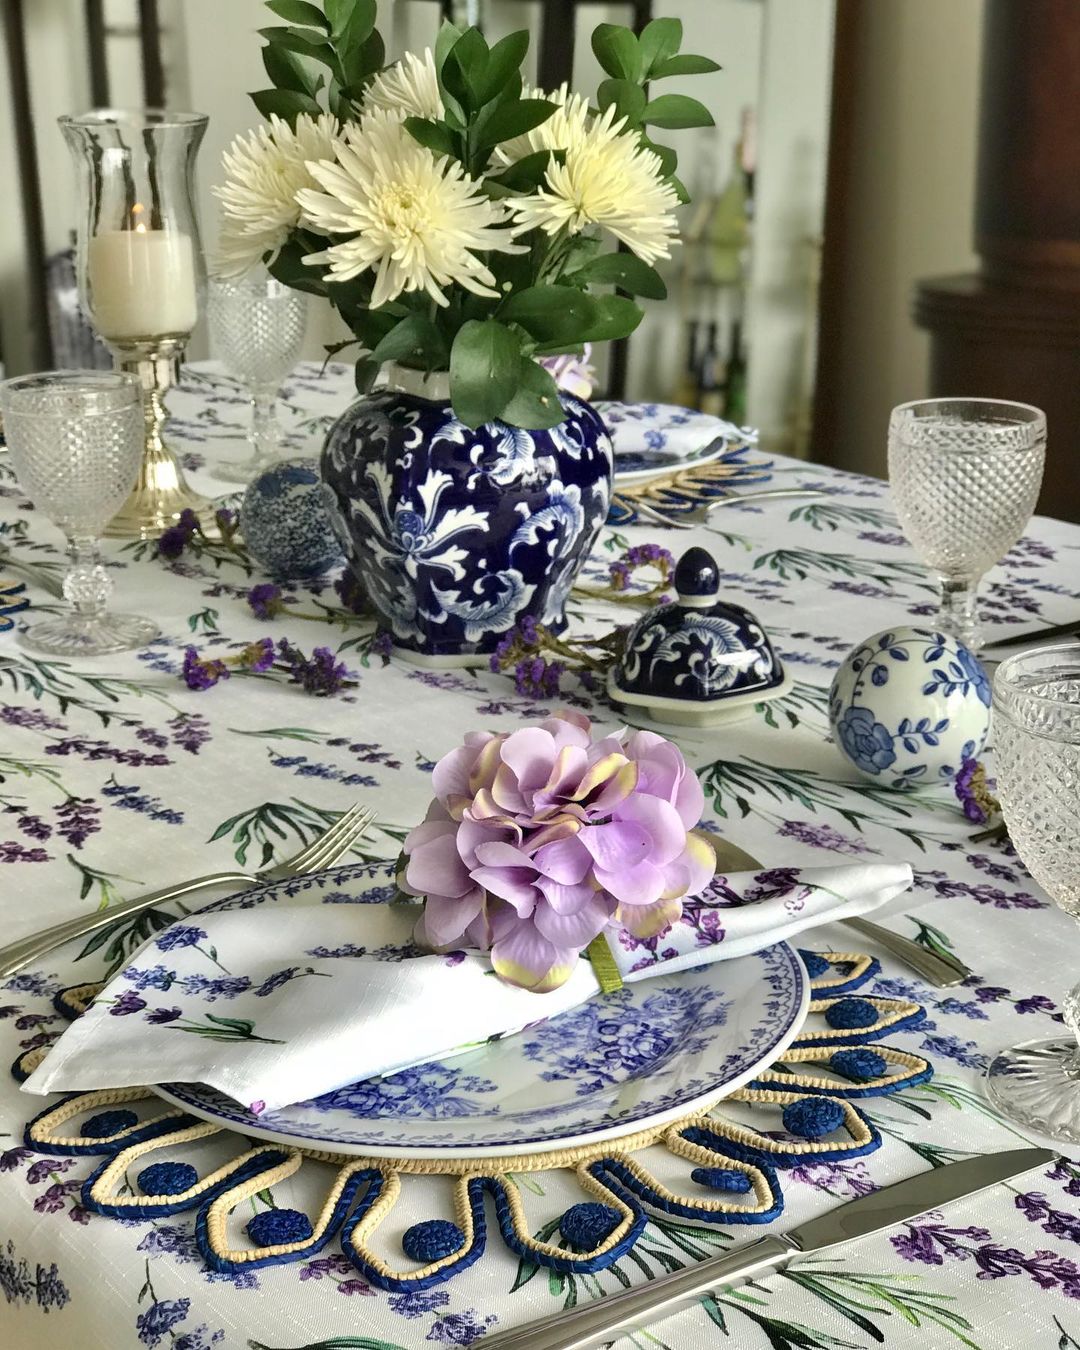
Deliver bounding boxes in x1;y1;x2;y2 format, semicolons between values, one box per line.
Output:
282;803;370;874
293;806;376;876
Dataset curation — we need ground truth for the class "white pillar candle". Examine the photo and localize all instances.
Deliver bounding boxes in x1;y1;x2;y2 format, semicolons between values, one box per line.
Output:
87;227;198;341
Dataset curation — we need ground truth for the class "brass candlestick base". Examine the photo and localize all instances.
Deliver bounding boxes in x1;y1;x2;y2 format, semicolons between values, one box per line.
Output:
105;337;212;539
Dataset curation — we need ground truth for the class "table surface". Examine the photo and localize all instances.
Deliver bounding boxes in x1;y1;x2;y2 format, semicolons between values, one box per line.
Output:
1;362;1078;1350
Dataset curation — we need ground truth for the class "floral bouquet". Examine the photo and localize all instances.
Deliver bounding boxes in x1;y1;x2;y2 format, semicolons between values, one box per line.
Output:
400;709;715;991
216;0;716;429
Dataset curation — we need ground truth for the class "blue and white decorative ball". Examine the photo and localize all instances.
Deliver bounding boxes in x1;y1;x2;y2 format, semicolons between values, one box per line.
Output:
239;458;344;580
828;626;991;790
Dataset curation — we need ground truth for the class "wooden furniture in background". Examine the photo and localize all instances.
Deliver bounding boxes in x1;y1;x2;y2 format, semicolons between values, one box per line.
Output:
915;0;1080;522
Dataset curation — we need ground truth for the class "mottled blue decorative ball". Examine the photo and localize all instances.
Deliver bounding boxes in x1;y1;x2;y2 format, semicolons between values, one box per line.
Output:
798;950;831;979
782;1097;846;1139
239;457;344;580
401;1219;464;1263
824;997;879;1030
830;1049;888;1082
137;1161;198;1196
560;1202;621;1252
247;1208;314;1247
690;1167;753;1193
80;1109;138;1138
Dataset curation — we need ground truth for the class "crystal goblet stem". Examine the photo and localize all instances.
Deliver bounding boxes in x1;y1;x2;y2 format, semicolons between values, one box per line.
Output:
985;643;1080;1141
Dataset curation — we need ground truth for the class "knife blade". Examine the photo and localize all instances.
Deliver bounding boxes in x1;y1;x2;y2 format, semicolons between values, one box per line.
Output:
983;619;1080;650
482;1147;1055;1349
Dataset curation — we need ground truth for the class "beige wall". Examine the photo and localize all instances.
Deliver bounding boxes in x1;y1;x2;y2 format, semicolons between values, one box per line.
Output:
826;0;984;477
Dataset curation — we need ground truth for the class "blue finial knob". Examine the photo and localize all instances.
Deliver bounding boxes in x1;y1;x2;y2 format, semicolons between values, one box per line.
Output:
674;547;720;602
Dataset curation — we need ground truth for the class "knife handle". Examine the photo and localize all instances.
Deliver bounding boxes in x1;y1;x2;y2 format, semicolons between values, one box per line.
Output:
481;1234;795;1350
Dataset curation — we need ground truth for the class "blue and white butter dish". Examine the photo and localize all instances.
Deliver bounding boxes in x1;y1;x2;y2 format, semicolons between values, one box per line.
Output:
608;546;792;728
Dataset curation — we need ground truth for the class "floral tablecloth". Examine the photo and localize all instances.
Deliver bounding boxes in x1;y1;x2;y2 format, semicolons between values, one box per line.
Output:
0;362;1078;1350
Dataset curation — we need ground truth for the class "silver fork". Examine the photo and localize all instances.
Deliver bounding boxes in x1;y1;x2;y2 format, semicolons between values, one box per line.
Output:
0;803;376;980
710;836;971;988
622;487;829;530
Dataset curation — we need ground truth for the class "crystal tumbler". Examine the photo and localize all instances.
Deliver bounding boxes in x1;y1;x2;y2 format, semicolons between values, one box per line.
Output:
888;398;1046;651
0;371;159;655
985;643;1080;1140
207;268;308;484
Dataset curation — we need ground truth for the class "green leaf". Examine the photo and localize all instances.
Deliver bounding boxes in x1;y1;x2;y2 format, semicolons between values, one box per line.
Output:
475;30;529;106
206;1014;255;1033
367;313;450;371
571;251;667;300
591;23;642;82
475;98;555;151
597;78;646;126
354;358;379;394
642;93;714;129
641;135;678;176
485;149;553;193
650;52;722;78
403;116;458;157
638;17;682;75
441;26;488;112
435;19;464;75
500;359;565;431
669;173;690;204
265;0;329;28
267;237;328;295
450;319;521;428
261;42;321;98
324;0;375;45
340;27;384;88
579;294;644;343
250;86;322;124
259;25;339;73
498;285;598;346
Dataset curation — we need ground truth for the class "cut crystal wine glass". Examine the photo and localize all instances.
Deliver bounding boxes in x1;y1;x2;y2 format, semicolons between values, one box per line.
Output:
207;268;308;484
888;398;1046;651
0;371;159;655
985;642;1080;1141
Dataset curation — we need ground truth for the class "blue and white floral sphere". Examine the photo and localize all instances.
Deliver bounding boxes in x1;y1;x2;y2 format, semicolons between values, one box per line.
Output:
828;626;991;791
239;457;344;580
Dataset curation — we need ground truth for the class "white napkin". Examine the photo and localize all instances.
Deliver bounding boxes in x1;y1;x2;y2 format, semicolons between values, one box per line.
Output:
24;861;912;1113
595;401;757;460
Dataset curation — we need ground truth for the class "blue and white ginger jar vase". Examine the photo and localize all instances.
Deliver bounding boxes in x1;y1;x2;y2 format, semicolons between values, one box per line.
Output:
320;364;613;665
829;626;991;790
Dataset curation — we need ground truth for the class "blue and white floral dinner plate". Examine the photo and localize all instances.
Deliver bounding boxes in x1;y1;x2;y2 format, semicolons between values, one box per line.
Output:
596;401;755;486
152;864;809;1160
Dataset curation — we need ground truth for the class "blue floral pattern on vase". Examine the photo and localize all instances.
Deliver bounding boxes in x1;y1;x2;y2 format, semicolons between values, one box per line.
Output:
829;626;992;790
320;377;612;662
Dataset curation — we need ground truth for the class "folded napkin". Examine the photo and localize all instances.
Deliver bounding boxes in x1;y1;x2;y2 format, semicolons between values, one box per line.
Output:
24;861;912;1114
596;401;757;460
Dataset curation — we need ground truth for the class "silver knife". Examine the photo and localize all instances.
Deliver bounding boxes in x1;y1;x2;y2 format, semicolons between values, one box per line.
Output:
482;1147;1055;1349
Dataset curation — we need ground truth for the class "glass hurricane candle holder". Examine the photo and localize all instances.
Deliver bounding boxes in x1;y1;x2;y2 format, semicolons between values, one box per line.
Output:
985;643;1080;1140
59;108;212;538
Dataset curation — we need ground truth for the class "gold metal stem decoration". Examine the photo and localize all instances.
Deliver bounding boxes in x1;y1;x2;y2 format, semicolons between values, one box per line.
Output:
105;338;211;539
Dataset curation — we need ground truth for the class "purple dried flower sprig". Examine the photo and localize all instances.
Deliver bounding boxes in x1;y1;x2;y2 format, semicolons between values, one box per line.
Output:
156;508;249;567
245;582;370;629
576;542;676;606
489;616;626;699
955;757;1000;826
182;638;356;696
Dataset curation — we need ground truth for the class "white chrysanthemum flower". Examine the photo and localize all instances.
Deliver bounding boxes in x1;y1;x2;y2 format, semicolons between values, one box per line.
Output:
496;84;590;165
365;49;443;121
296;110;523;308
508;104;680;265
213;113;339;275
